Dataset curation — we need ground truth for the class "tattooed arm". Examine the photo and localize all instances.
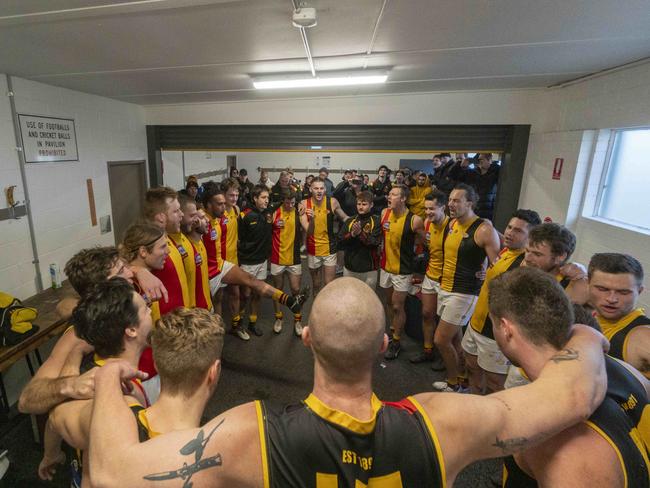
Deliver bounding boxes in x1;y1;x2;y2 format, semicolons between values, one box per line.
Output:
88;361;262;488
414;325;608;483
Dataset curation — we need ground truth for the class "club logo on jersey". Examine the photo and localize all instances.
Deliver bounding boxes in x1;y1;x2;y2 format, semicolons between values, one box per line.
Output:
222;218;229;225
177;245;188;258
425;232;431;241
383;221;390;231
363;222;372;233
194;253;203;266
210;229;217;240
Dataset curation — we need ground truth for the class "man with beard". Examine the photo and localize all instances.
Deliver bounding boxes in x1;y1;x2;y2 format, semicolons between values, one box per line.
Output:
523;223;589;305
433;184;501;392
407;172;433;219
462;209;541;394
301;178;348;292
179;194;212;311
493;267;649;487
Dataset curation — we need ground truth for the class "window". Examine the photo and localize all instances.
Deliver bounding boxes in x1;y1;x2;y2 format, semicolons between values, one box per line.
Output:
596;128;650;231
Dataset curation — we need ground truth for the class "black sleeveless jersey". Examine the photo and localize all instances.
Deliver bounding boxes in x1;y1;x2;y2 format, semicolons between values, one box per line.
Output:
258;395;446;488
503;356;650;487
440;217;487;295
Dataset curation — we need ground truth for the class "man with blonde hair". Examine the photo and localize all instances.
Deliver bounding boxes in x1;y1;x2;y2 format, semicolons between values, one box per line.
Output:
39;306;225;481
88;278;607;487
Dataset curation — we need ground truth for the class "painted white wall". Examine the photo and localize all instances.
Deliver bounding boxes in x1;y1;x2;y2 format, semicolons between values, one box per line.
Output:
146;89;549;128
0;74;146;406
519;61;650;308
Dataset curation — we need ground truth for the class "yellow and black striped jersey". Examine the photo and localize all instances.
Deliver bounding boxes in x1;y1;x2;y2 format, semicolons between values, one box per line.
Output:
257;395;446;488
503;356;649;487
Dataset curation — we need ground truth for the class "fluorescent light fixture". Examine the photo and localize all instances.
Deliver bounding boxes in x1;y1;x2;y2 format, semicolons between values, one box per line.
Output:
253;70;388;90
310;145;323;149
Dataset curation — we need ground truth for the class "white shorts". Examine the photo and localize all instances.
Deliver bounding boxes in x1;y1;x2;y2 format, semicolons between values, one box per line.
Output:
421;276;441;295
209;260;235;295
307;253;337;269
270;263;302;276
437;289;478;326
379;269;412;293
461;326;510;375
240;261;268;281
343;267;378;289
504;366;531;389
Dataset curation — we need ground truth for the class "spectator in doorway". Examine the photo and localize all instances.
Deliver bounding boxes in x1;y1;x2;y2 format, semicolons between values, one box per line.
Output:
318;168;334;196
371;164;392;215
302;174;315;201
259;169;274;190
179;175;200;202
238;169;255;209
457;153;500;221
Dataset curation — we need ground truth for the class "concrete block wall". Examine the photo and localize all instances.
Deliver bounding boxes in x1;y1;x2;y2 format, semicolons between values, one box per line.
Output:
0;75;146;406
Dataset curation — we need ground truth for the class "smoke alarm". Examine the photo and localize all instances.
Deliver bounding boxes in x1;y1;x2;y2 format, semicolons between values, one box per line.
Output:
292;7;317;28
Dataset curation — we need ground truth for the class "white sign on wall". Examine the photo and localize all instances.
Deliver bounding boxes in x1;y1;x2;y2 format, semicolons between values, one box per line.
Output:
18;114;79;163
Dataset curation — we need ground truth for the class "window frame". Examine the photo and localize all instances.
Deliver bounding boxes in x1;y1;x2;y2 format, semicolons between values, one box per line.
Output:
593;127;650;232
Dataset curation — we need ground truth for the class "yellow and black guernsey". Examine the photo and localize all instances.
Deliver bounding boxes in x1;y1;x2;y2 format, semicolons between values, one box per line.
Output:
306;197;336;256
597;308;650;369
257;395;446;488
129;405;160;442
380;209;417;275
470;248;525;339
440;217;487;295
503;356;650;487
425;216;450;283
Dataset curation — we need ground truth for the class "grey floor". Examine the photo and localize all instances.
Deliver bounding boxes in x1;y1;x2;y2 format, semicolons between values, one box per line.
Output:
0;275;502;487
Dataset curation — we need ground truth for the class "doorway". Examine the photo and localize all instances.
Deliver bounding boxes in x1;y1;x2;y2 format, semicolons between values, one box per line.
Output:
107;160;147;245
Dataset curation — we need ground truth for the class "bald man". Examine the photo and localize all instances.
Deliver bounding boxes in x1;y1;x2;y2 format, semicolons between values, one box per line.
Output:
88;279;607;487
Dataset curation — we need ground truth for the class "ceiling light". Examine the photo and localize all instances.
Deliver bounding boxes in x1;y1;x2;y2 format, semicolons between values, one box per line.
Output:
253;71;388;90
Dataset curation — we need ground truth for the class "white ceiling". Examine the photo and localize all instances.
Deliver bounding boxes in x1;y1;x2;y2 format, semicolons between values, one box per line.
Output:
1;0;649;105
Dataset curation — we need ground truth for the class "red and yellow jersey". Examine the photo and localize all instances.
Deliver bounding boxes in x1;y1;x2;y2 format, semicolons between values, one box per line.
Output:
202;216;224;279
221;206;239;264
424;216;449;282
186;235;212;310
152;235;190;316
168;232;195;305
305;197;336;257
407;185;433;219
380;209;417;275
271;205;301;266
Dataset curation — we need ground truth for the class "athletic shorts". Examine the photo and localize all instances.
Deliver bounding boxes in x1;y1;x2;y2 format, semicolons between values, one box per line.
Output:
270;263;302;276
504;366;531;389
436;289;478;326
209;260;235;296
461;326;510;375
379;269;412;293
307;253;337;269
240;261;268;281
343;267;378;289
421;276;441;295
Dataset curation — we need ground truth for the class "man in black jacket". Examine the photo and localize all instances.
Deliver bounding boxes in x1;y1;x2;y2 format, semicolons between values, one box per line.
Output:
338;191;382;289
457;153;500;221
371;165;392;215
238;185;274;336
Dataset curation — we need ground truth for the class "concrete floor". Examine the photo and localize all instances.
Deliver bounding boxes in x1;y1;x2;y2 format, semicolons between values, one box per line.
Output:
0;275;502;487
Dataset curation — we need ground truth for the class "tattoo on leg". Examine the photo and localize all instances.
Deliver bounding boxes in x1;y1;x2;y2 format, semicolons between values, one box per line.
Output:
551;348;579;363
143;419;225;486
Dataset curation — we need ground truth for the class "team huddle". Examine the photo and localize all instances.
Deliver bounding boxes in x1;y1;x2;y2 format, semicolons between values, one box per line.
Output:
16;161;650;487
